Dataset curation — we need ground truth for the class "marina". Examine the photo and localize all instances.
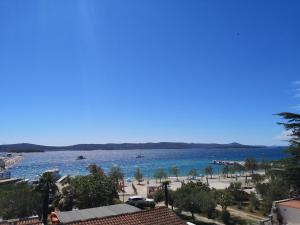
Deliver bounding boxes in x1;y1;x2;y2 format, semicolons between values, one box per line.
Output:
0;154;24;185
0;154;23;169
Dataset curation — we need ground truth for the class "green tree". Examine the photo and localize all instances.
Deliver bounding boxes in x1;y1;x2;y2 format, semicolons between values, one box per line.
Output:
109;166;124;181
154;168;167;183
229;165;235;178
260;159;271;174
134;167;143;184
277;112;300;191
216;190;233;212
174;185;215;221
0;184;42;220
245;157;258;175
251;173;264;184
153;188;176;211
58;165;118;210
204;165;213;179
227;182;249;203
222;165;229;178
88;163;105;176
249;192;260;211
53;184;74;211
255;178;289;214
188;168;198;179
170;166;180;181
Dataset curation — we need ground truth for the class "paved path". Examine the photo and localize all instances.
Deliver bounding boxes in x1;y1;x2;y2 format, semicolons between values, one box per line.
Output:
180;210;225;225
217;205;267;221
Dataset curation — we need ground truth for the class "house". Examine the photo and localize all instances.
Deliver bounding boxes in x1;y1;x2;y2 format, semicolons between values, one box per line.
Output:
267;198;300;225
53;206;187;225
55;204;141;223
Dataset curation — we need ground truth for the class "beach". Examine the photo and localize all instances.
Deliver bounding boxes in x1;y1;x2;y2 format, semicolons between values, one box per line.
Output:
119;173;258;202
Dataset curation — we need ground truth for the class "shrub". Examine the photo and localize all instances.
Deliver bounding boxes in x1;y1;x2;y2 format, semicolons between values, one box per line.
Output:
221;210;231;225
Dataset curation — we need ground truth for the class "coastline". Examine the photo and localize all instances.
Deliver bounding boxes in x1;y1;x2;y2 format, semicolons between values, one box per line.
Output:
119;173;263;202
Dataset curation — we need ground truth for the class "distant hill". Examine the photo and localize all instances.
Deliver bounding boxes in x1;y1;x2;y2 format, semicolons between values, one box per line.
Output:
0;142;267;152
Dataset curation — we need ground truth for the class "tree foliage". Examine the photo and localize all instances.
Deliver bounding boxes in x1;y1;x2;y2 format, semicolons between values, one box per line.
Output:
227;182;249;202
204;165;213;178
233;163;245;175
255;178;289;214
108;166;124;181
277;112;300;191
188;168;198;179
0;184;42;220
153;188;175;210
134;167;143;184
170;166;180;180
245;157;258;174
222;165;229;177
260;159;271;173
174;184;216;220
216;190;233;211
154;168;167;183
55;165;118;210
37;172;57;225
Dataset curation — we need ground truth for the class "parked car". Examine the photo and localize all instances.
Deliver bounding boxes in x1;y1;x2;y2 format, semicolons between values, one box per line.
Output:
126;196;155;209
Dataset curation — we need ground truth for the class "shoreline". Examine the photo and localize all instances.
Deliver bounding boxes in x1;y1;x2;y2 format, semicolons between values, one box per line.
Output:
119;173;261;202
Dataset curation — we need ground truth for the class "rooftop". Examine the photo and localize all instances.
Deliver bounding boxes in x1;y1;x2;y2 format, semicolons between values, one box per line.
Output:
56;204;141;223
0;217;42;225
63;207;186;225
277;199;300;209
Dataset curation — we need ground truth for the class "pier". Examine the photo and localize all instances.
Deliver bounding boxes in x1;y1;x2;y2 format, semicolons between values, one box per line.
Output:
212;160;245;166
0;154;23;169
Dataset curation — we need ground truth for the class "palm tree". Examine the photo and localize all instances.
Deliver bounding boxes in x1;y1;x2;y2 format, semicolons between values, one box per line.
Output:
245;157;258;175
134;167;143;185
222;165;229;178
170;166;180;181
204;165;213;179
37;172;56;225
154;169;167;183
188;168;198;180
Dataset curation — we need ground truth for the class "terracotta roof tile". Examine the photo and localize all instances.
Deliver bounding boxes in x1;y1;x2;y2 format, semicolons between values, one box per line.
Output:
64;207;186;225
0;218;42;225
278;199;300;209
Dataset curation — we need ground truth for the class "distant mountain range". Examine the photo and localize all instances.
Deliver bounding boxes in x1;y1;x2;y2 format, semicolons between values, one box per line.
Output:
0;142;267;153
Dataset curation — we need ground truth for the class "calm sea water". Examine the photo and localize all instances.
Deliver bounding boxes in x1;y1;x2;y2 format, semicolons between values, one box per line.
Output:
7;147;287;180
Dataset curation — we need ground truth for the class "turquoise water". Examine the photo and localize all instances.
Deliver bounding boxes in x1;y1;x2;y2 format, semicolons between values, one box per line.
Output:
7;147;286;180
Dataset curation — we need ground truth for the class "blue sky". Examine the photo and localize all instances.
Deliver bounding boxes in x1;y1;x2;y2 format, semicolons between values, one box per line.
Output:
0;0;300;146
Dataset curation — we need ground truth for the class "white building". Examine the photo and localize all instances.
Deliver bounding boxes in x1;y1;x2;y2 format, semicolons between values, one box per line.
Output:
269;198;300;225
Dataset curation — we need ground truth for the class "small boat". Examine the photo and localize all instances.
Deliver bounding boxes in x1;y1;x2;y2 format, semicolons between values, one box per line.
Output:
136;154;144;159
76;155;86;160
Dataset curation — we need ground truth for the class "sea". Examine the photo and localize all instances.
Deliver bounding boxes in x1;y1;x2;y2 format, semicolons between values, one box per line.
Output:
6;147;287;180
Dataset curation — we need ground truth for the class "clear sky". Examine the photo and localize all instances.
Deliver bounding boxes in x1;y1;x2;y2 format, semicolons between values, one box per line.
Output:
0;0;300;146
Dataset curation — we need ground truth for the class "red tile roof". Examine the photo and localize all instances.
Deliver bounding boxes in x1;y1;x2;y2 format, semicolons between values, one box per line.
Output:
278;199;300;209
64;207;186;225
0;218;42;225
